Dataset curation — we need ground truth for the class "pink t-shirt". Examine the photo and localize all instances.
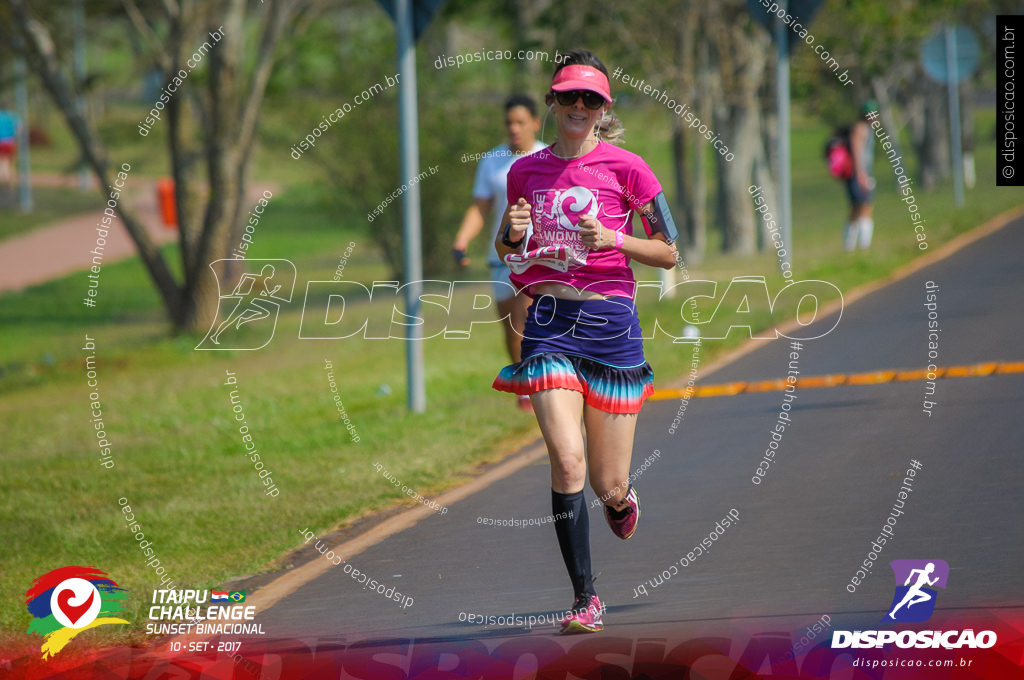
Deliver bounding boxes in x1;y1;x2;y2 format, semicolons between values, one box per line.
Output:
506;142;663;299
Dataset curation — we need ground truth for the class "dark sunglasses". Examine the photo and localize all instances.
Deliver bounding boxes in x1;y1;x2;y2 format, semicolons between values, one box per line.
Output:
553;89;606;110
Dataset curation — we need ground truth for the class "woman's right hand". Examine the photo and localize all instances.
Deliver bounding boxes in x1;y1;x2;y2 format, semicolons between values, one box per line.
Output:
508;197;532;241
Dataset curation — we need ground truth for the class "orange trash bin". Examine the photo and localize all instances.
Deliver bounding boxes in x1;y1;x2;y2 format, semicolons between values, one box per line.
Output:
156;178;177;228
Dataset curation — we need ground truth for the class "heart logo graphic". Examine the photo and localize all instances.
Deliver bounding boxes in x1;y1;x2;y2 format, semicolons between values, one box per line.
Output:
56;588;95;626
554;186;598;231
27;567;128;658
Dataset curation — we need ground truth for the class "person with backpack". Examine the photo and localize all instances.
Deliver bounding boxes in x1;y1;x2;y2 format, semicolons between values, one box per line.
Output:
842;102;876;251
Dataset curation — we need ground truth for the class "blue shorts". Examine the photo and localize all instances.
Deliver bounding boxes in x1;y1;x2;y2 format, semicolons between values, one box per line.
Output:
520;296;647;367
846;176;874;205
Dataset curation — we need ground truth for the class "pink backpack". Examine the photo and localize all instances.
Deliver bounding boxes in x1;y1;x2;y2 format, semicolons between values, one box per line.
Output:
824;130;853;180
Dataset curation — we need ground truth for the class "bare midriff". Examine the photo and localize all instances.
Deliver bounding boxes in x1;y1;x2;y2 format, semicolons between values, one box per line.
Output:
532;281;609;301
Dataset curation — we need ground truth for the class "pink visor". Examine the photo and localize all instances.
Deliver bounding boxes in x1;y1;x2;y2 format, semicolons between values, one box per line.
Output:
550;65;612;102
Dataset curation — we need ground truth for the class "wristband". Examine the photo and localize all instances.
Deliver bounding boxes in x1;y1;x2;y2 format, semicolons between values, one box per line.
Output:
502;223;525;249
614;231;625;250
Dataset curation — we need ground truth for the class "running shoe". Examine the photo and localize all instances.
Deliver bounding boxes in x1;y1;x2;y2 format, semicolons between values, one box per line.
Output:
560;593;604;634
604;485;640;540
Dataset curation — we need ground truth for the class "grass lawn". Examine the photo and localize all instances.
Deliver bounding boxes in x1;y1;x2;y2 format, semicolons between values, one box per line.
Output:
1;104;1020;651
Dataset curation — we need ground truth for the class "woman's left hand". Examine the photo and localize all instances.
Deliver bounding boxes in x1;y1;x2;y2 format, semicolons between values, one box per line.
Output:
578;215;612;250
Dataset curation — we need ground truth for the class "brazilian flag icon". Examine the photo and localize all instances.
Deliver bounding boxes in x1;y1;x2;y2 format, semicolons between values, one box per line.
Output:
229;591;246;603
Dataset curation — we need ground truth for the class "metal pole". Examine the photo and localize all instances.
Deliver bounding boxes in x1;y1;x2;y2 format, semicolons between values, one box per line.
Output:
13;53;33;212
944;24;964;208
776;0;792;270
73;0;90;191
396;0;425;413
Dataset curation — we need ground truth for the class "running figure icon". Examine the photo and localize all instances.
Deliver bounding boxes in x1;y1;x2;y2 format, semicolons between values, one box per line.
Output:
196;258;297;351
209;264;285;345
887;562;939;620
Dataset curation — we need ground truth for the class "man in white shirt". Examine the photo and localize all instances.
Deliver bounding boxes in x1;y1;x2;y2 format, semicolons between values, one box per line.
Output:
453;95;545;410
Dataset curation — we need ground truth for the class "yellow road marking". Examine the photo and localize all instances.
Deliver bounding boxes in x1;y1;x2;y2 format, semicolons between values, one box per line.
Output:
847;370;896;386
797;374;848;389
745;378;789;392
996;361;1024;374
695;382;747;397
944;362;998;378
650;361;1022;400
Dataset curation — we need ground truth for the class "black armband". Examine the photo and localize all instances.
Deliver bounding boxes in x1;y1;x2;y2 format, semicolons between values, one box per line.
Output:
502;223;524;248
642;191;679;244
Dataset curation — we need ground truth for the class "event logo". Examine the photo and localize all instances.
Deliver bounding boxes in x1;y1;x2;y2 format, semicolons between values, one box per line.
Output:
146;588;263;636
885;559;948;623
197;259;296;350
25;566;129;659
529;186;620;265
833;559;997;650
550;186;599;231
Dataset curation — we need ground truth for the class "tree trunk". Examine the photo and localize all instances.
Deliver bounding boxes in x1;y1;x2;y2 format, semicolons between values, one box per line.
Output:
180;262;225;333
705;0;770;256
690;138;707;265
910;78;950;191
871;75;907;192
9;0;185;320
511;0;554;91
671;125;694;248
689;33;711;265
755;65;778;254
670;0;697;256
752;130;777;252
8;0;305;335
715;103;759;255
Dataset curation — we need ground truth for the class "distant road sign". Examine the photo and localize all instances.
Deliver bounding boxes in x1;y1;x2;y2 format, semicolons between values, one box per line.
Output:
375;0;444;42
747;0;826;54
921;24;980;83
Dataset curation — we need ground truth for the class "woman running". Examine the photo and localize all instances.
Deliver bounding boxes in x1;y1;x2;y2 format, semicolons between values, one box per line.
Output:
493;49;678;634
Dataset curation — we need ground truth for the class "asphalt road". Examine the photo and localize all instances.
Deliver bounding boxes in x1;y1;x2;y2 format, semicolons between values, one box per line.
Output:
198;217;1024;677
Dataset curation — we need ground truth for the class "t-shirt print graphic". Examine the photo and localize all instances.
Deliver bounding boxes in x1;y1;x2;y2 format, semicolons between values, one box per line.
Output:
527;186;630;268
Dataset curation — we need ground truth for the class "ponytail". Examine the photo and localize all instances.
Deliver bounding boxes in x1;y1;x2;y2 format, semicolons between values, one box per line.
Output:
596;110;625;146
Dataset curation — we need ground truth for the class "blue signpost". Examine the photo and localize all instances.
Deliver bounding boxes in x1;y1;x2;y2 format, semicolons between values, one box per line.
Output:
921;24;980;208
375;0;443;413
748;0;825;272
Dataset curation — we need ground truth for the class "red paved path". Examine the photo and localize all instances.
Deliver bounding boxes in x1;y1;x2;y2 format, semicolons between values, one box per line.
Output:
0;175;276;292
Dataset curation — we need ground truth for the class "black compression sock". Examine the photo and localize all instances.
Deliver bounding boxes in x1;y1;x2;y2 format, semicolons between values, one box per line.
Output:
551;489;595;597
